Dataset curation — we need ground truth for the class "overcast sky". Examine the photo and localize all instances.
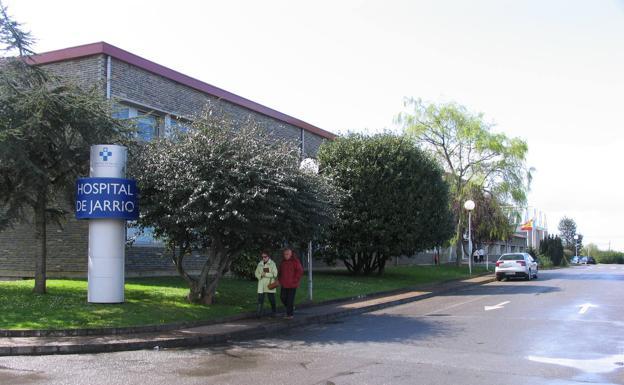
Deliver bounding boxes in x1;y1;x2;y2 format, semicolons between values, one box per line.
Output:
5;0;623;250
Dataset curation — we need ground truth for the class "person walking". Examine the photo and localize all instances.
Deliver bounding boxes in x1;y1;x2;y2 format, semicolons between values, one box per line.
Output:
278;248;303;320
254;251;278;318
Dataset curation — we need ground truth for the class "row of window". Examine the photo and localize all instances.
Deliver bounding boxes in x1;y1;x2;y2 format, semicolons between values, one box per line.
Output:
112;105;190;142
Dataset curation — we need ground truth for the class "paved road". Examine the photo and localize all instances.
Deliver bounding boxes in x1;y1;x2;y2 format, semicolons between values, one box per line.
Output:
2;266;624;385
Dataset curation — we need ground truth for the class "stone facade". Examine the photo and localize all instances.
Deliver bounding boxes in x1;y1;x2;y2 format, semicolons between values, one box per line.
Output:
40;54;107;91
0;44;332;278
109;58;308;150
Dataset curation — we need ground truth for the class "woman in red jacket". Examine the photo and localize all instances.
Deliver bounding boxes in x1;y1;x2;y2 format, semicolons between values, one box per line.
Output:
279;248;304;319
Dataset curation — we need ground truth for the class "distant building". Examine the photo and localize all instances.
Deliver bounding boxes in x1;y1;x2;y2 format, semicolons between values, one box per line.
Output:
0;42;335;278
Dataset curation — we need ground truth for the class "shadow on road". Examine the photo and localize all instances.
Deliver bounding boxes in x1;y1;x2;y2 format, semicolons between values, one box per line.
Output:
441;283;561;297
255;313;455;346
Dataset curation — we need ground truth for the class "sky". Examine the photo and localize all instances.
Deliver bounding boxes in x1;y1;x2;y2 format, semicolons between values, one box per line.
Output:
5;0;624;250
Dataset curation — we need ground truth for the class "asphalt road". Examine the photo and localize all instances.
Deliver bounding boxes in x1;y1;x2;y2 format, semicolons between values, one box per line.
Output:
2;265;624;385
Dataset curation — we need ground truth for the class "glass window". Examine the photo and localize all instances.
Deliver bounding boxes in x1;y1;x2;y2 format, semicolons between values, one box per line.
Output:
112;106;130;119
165;116;191;138
136;112;157;141
500;254;525;261
127;224;163;247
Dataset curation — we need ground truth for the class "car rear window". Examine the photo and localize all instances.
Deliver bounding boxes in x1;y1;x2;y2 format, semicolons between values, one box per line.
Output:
500;254;525;261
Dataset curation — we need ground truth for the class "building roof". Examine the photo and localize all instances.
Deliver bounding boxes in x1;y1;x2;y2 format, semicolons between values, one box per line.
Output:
29;42;336;140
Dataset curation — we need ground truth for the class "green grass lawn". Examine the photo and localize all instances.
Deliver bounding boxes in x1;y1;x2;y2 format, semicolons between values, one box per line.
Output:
0;265;486;330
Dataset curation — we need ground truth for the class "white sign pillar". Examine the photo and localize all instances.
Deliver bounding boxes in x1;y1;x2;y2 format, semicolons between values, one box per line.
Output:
87;145;128;303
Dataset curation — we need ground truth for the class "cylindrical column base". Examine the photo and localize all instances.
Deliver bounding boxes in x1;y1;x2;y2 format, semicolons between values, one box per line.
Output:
88;219;125;303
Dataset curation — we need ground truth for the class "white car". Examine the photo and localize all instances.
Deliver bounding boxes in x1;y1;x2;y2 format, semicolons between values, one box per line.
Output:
495;253;538;281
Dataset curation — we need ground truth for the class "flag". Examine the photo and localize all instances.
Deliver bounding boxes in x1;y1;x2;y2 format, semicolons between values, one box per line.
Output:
521;219;534;231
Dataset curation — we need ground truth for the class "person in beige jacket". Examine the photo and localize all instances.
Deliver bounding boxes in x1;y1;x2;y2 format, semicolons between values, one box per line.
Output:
254;251;278;317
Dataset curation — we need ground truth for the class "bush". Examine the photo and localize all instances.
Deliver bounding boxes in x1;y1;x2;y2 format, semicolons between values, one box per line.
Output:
317;133;454;275
229;252;260;281
539;235;565;266
595;251;624;264
537;254;553;268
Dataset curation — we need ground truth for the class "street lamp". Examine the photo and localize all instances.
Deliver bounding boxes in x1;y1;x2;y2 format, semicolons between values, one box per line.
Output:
464;200;475;276
300;158;319;302
574;234;579;258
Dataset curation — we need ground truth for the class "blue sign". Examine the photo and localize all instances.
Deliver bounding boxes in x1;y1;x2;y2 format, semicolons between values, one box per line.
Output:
76;177;139;220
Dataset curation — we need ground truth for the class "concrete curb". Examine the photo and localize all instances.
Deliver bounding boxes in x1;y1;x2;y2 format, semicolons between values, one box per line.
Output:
0;274;495;356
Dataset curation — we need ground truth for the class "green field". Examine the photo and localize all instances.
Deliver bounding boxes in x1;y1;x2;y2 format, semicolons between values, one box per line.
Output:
0;265;485;330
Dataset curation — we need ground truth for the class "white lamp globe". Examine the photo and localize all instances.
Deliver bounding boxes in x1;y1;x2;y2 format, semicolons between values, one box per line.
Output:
464;200;475;211
299;158;319;174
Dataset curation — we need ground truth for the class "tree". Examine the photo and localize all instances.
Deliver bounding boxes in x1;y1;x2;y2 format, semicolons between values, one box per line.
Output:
559;217;582;252
583;243;599;257
0;1;34;56
0;4;128;294
396;98;532;265
131;111;337;304
462;183;515;253
316;133;454;275
539;235;564;266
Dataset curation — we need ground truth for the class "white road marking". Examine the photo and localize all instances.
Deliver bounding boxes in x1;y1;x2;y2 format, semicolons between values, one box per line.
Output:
424;295;489;316
578;303;598;314
528;354;624;374
484;301;510;311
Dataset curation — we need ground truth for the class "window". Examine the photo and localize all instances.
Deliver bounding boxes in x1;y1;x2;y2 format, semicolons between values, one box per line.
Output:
136;111;157;141
126;223;163;247
165;115;191;138
112;106;130;119
111;104;162;141
500;254;525;260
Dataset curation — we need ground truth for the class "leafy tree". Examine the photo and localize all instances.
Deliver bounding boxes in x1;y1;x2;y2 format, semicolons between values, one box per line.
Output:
558;216;581;254
131;112;337;304
397;98;531;265
0;1;34;56
574;233;584;254
582;243;600;257
539;235;564;266
461;183;515;254
0;4;128;294
316;133;454;275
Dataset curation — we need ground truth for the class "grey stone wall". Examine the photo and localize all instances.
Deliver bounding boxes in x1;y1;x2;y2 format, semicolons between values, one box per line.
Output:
40;54;106;92
0;207;89;277
0;208;208;278
109;58;324;153
304;130;326;158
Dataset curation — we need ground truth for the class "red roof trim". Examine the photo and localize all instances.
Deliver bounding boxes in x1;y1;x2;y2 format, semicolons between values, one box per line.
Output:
28;42;336;140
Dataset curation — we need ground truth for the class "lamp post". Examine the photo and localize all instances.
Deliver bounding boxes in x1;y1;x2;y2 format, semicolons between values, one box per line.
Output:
574;234;579;258
464;200;475;276
300;158;319;302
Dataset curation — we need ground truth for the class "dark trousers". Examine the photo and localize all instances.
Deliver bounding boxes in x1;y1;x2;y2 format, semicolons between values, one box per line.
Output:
280;287;297;316
257;293;276;313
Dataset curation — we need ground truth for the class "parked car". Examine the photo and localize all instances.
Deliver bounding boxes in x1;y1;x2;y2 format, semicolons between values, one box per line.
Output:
579;256;588;264
587;256;597;264
495;253;538;281
571;256;580;264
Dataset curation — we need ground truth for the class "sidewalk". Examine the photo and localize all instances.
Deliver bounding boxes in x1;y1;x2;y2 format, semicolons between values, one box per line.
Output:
0;274;495;356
